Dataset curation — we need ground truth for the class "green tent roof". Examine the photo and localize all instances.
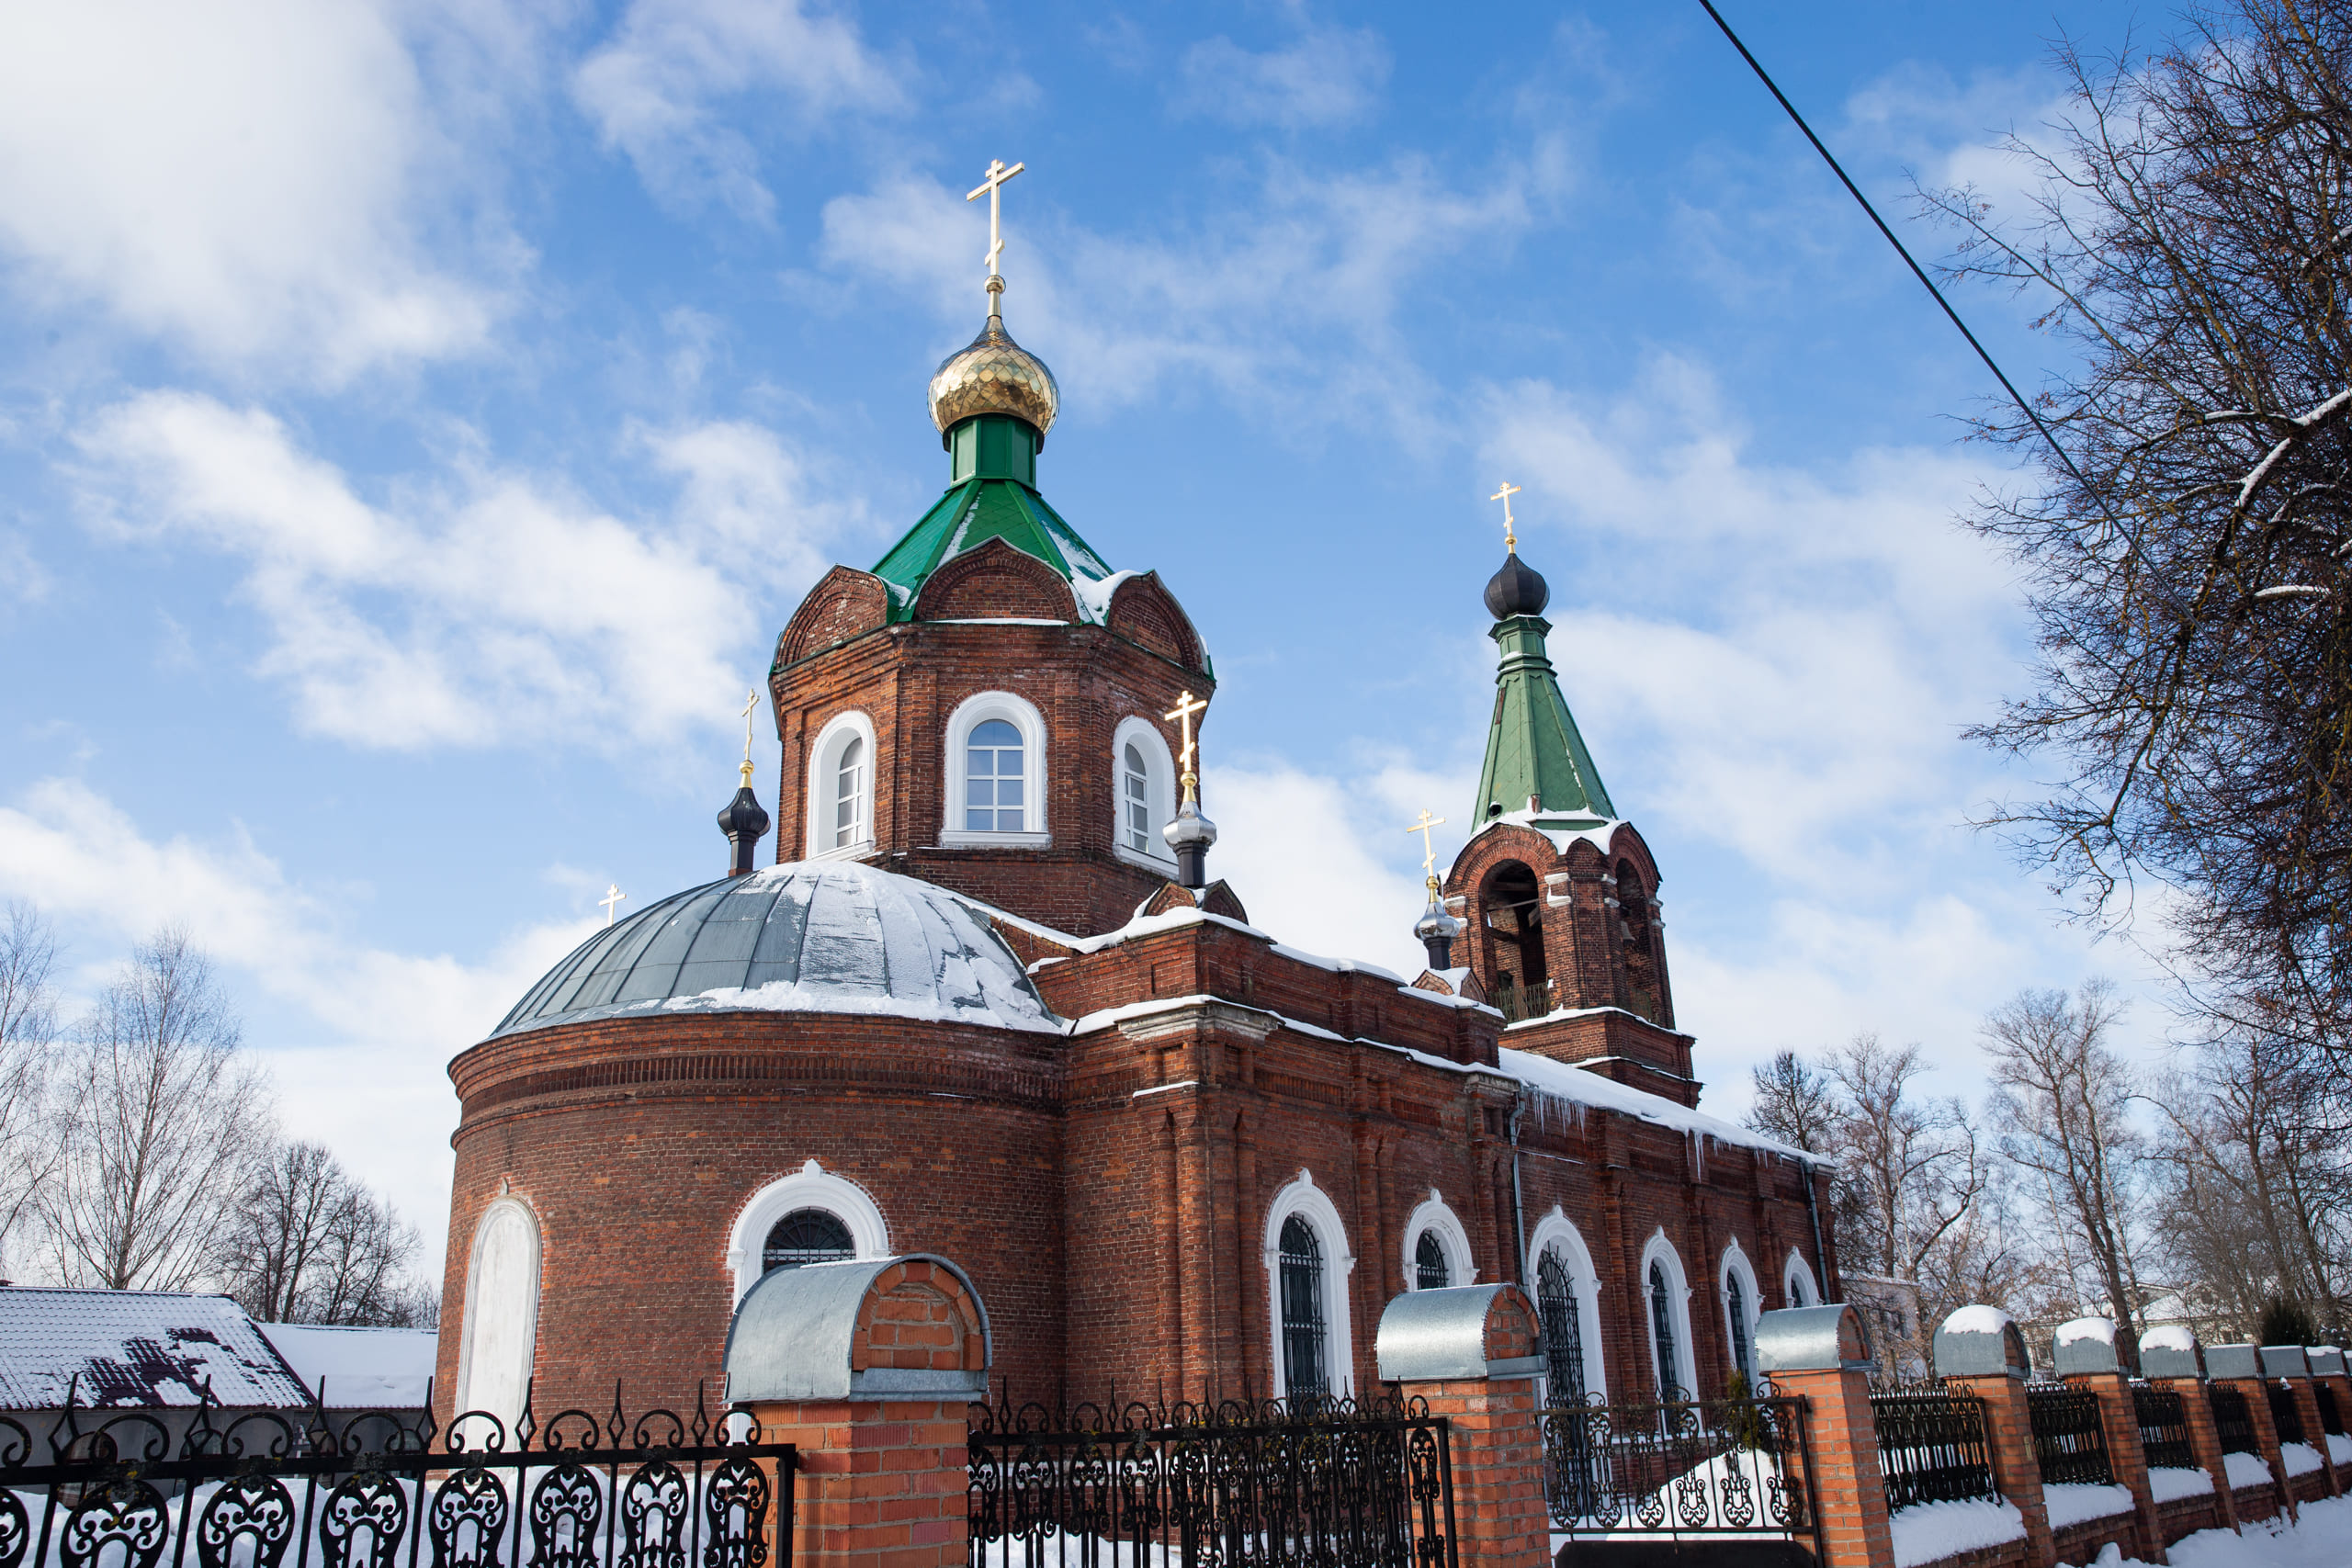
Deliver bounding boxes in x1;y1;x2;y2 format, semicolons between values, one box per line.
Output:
1473;614;1615;830
870;476;1122;624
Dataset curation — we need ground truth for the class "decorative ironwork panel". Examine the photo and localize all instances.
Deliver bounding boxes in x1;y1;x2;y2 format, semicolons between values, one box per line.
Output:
1541;1383;1816;1553
2132;1382;2196;1472
2316;1384;2346;1438
196;1472;300;1568
2265;1382;2306;1447
967;1392;1456;1568
1870;1382;1998;1510
2026;1382;2114;1486
2210;1386;2260;1456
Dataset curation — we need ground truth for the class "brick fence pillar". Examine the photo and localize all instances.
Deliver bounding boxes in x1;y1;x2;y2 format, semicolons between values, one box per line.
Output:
2142;1329;2234;1534
726;1253;991;1568
1374;1284;1546;1568
1757;1303;1895;1568
1935;1307;2053;1568
2210;1344;2290;1522
2055;1317;2165;1564
2311;1348;2352;1486
2263;1348;2337;1498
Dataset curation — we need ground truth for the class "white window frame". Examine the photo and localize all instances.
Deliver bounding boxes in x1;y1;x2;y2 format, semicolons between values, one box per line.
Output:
1720;1239;1763;1383
454;1196;541;1440
1400;1190;1476;1292
1782;1248;1817;1310
1526;1207;1608;1403
1639;1229;1698;1399
1110;716;1178;872
725;1158;892;1303
1263;1169;1357;1400
943;692;1050;848
807;710;878;860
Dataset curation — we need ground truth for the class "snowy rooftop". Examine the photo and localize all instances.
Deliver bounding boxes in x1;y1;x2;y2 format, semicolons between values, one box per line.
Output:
254;1323;436;1409
0;1288;311;1411
491;863;1062;1040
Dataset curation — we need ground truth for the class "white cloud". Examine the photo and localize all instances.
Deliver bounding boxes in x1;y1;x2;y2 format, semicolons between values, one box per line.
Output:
573;0;905;220
1172;25;1392;130
0;776;594;1265
72;391;843;750
0;0;517;378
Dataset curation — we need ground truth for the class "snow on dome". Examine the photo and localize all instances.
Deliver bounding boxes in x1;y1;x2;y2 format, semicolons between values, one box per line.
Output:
2056;1316;2117;1348
2142;1325;2200;1354
490;863;1062;1040
1942;1304;2015;1337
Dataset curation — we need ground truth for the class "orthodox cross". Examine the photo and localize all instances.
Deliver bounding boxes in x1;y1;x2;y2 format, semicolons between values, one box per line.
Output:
1491;480;1522;555
1404;809;1447;881
739;686;760;784
967;158;1025;299
600;884;627;927
1164;689;1208;802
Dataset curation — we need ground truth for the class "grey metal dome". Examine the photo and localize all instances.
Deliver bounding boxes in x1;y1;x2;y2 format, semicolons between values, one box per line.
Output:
490;863;1061;1040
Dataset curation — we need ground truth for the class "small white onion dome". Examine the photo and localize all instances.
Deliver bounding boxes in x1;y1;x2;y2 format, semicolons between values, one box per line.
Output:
491;863;1061;1039
927;314;1059;438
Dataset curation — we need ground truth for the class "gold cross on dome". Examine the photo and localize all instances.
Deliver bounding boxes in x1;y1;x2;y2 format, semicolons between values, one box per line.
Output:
1164;689;1208;801
600;884;627;927
738;686;761;784
1404;809;1447;879
967;157;1026;299
1490;480;1522;555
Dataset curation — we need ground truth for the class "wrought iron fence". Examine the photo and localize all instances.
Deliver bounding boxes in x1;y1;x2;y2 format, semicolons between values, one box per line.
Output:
2208;1386;2259;1457
2265;1381;2306;1447
1540;1382;1817;1552
0;1382;795;1568
2025;1382;2114;1487
966;1393;1455;1568
1869;1382;1997;1511
2132;1383;2197;1472
2317;1383;2346;1438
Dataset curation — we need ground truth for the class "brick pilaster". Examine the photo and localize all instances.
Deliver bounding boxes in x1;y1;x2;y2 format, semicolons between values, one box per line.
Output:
1397;1375;1547;1568
2214;1375;2290;1521
2064;1370;2165;1563
1768;1365;1895;1568
750;1398;968;1568
1945;1373;2054;1568
2283;1377;2338;1496
2318;1373;2352;1486
2152;1378;2236;1533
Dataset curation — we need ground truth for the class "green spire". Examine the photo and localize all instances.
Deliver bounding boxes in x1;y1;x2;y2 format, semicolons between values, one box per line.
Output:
1473;612;1615;829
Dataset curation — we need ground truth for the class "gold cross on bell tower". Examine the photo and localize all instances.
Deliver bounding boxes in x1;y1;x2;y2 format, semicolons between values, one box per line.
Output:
1404;809;1448;884
967;157;1025;310
1164;690;1208;804
739;686;760;786
1491;480;1522;555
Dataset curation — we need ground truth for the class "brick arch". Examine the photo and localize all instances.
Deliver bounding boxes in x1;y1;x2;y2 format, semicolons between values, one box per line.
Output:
774;567;888;670
914;537;1079;622
849;1258;989;1375
1106;572;1205;671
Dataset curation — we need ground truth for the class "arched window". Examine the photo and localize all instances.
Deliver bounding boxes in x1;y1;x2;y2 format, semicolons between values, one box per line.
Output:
1726;1273;1754;1383
1279;1216;1328;1400
1536;1247;1586;1406
944;693;1048;846
1111;716;1177;870
1478;861;1548;1020
832;739;866;848
1527;1210;1607;1404
1782;1249;1815;1310
455;1197;541;1438
807;711;877;858
1414;1231;1450;1291
763;1208;854;1272
1123;744;1151;853
1649;1260;1681;1401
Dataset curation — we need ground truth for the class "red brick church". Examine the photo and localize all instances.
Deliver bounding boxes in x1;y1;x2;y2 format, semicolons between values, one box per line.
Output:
431;231;1837;1437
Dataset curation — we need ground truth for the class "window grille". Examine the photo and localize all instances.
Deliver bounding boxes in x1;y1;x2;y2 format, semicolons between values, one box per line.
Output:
965;719;1025;831
1413;1231;1449;1291
762;1207;854;1272
1537;1249;1587;1408
1648;1260;1681;1400
1726;1273;1754;1383
2317;1382;2346;1438
1278;1215;1329;1401
2026;1381;2114;1485
2209;1385;2259;1455
2267;1379;2306;1445
834;737;865;848
1870;1382;1998;1509
2133;1382;2197;1471
1122;743;1150;852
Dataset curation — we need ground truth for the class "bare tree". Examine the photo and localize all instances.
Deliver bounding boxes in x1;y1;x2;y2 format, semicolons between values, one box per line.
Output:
1745;1050;1841;1154
1982;981;2154;1345
0;902;63;1276
217;1140;426;1325
44;928;272;1291
1824;1034;1990;1284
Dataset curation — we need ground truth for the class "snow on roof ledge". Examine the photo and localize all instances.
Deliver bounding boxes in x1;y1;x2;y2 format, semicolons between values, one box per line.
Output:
1499;1046;1828;1166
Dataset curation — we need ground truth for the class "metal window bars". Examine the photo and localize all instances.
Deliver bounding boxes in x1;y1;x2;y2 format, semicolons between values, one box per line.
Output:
2024;1382;2114;1487
2208;1386;2260;1456
2131;1382;2197;1472
2266;1380;2306;1447
1868;1382;1998;1511
2316;1383;2346;1438
1541;1382;1818;1554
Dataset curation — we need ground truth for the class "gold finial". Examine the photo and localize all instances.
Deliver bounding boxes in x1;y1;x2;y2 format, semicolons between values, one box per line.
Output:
739;685;760;786
967;157;1026;312
1405;809;1448;893
1164;690;1208;804
600;884;627;927
1490;480;1522;555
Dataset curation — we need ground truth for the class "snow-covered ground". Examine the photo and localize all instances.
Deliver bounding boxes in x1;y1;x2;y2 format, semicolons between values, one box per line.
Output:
2106;1493;2352;1568
2150;1465;2216;1502
2043;1482;2134;1528
1888;1497;2026;1568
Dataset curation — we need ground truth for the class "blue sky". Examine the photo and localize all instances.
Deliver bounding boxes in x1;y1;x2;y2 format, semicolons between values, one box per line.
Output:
0;0;2150;1264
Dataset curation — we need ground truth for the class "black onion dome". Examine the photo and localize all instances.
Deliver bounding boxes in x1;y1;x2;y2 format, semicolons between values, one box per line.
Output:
1484;552;1550;620
718;785;771;840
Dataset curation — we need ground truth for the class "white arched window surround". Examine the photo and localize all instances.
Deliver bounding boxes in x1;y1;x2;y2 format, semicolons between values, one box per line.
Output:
1782;1248;1816;1310
943;692;1050;848
1526;1207;1608;1402
1719;1240;1764;1382
455;1195;541;1439
726;1159;891;1303
1639;1230;1698;1399
807;710;878;860
1400;1190;1476;1292
1263;1170;1358;1399
1110;716;1177;873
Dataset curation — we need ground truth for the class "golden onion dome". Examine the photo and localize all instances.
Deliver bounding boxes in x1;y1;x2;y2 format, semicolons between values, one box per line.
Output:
927;310;1059;440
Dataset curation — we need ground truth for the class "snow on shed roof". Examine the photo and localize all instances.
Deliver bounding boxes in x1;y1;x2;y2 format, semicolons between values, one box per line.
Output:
254;1324;436;1410
0;1289;311;1411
